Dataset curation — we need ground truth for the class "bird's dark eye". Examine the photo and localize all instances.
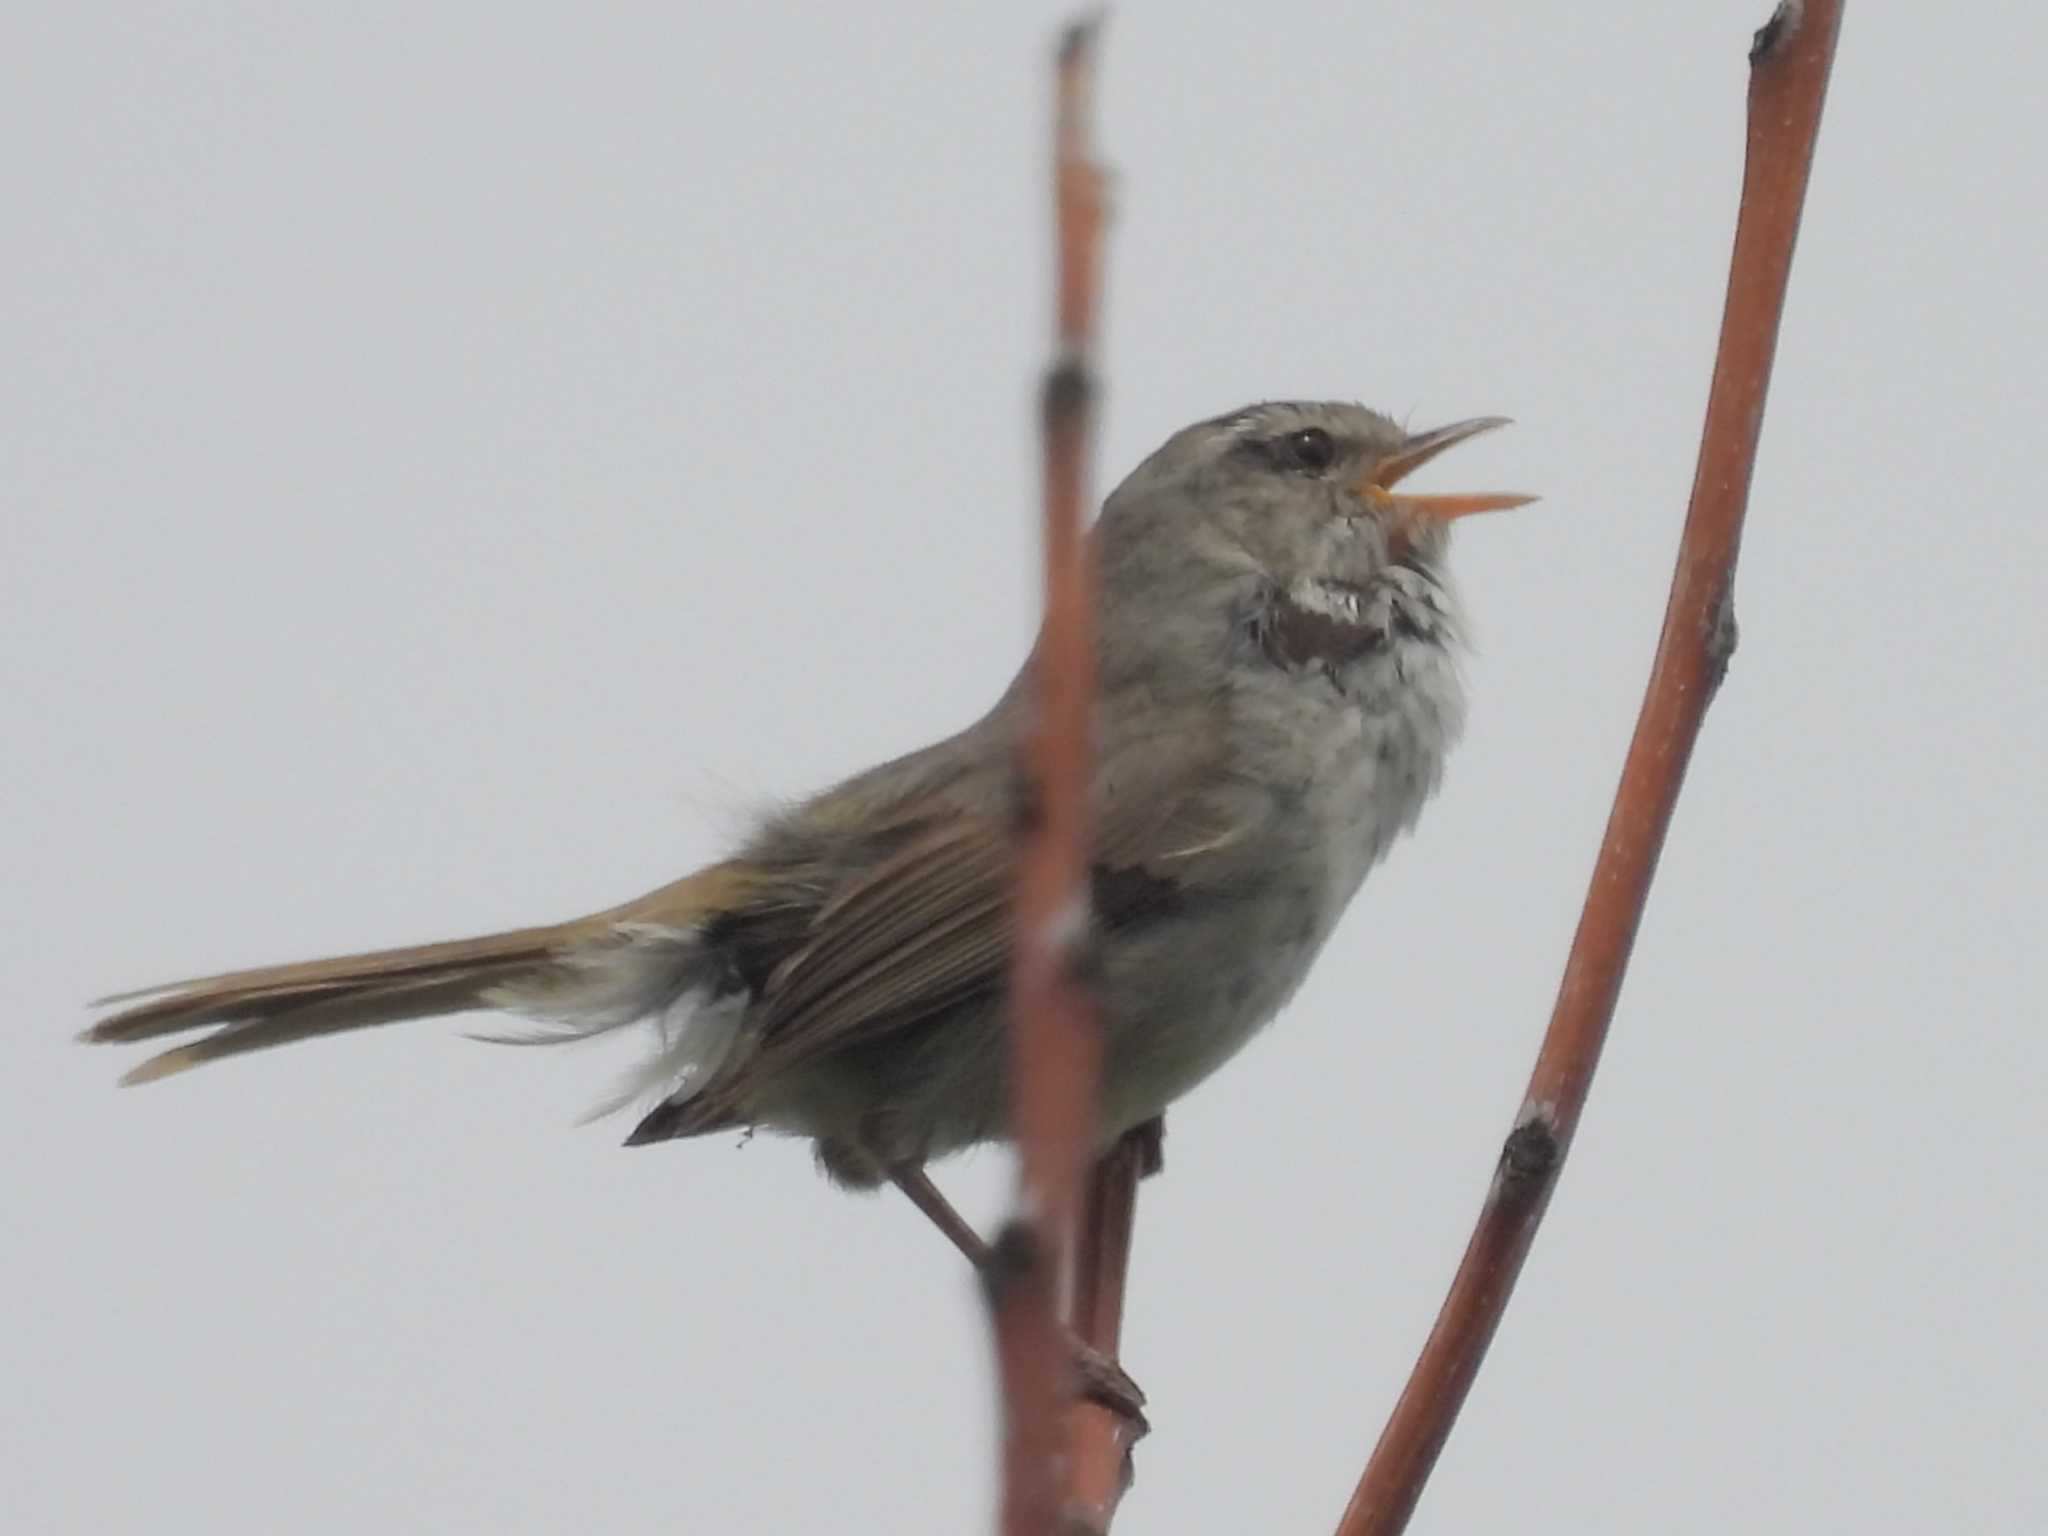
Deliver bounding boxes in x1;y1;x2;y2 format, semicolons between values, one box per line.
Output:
1279;427;1336;473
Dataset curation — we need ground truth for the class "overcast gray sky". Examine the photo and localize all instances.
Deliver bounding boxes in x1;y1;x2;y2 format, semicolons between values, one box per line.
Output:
6;3;2044;1532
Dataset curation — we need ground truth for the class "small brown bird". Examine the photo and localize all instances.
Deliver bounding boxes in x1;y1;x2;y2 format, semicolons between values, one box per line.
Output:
85;401;1530;1259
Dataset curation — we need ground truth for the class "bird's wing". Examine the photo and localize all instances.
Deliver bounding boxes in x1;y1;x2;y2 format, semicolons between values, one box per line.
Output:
727;699;1257;1090
748;812;1015;1067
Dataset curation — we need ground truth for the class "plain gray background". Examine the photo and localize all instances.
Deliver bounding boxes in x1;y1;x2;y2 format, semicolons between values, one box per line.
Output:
7;3;2044;1531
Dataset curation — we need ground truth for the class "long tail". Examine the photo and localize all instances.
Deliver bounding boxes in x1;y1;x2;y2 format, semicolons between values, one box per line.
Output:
82;867;755;1088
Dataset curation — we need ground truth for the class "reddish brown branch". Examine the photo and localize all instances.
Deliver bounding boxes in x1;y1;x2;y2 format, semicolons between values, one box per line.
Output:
1333;4;1843;1532
1062;1120;1160;1533
994;16;1114;1536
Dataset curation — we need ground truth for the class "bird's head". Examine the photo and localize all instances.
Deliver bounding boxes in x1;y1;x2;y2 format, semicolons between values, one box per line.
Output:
1104;400;1534;580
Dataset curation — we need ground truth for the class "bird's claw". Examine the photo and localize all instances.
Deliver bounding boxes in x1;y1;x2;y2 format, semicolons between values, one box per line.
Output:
1066;1332;1148;1434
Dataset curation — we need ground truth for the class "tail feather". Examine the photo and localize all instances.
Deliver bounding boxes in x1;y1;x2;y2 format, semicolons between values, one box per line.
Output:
85;926;582;1084
116;974;511;1085
84;865;759;1091
83;921;573;1040
87;924;573;1043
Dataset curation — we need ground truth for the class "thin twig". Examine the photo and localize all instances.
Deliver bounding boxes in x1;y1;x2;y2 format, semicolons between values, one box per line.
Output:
992;16;1112;1536
1333;4;1843;1532
1063;1120;1160;1533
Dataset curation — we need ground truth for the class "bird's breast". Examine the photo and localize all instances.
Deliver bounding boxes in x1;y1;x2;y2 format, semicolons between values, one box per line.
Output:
1090;619;1464;1137
1245;570;1467;909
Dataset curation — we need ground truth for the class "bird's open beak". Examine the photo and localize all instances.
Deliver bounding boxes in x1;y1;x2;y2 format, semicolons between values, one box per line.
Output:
1359;416;1537;521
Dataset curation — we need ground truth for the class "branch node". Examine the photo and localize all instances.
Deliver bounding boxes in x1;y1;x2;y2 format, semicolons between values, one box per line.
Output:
983;1217;1044;1306
1057;9;1105;70
1500;1106;1561;1189
1043;356;1095;428
1008;759;1045;838
1750;0;1802;64
1704;574;1740;695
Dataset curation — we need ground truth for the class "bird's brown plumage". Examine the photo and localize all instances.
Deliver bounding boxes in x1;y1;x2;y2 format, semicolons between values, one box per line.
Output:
85;401;1530;1189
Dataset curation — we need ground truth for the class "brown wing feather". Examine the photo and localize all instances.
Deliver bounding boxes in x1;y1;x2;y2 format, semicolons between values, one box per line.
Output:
689;698;1256;1101
752;816;1015;1070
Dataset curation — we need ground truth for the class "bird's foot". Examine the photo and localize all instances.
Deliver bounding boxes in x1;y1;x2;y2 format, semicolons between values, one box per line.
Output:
1066;1331;1148;1434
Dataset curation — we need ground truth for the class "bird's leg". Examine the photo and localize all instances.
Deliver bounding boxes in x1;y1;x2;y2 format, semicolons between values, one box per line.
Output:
887;1163;993;1269
886;1161;1146;1426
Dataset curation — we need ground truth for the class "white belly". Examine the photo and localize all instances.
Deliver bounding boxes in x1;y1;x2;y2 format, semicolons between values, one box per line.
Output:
1092;628;1465;1140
